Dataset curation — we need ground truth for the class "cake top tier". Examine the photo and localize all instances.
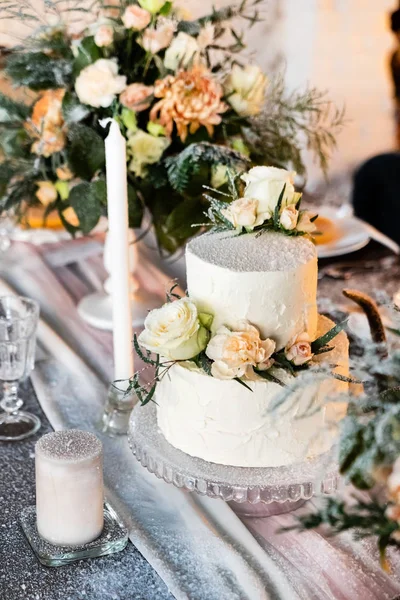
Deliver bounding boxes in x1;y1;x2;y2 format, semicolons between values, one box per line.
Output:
187;231;316;273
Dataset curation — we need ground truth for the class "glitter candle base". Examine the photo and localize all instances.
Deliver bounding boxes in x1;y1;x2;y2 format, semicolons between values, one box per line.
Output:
20;502;129;567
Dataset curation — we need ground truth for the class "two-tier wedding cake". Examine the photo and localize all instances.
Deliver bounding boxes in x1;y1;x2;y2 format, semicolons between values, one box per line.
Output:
135;166;349;468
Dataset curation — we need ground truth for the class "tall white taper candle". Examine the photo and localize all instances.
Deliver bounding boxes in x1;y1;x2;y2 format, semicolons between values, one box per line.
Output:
102;119;134;381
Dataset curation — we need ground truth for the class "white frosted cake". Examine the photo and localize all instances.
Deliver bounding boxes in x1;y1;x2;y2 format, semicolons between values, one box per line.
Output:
155;231;349;468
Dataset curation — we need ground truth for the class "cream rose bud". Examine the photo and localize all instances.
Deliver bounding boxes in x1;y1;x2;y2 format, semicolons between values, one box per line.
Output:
164;32;199;71
122;5;151;30
138;297;209;361
285;333;313;366
75;59;126;108
36;181;58;206
141;21;175;54
206;322;276;380
94;24;114;47
297;211;317;234
221;197;261;229
241;166;300;217
280;205;298;230
224;64;267;117
120;83;154;112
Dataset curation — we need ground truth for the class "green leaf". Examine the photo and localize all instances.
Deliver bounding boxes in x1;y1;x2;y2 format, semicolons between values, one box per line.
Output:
311;319;348;353
62;92;90;124
6;52;72;89
68;180;105;234
121;108;137;132
72;37;101;76
273;351;296;376
234;377;253;392
127;184;143;228
273;184;285;228
0;93;29;124
164;197;204;243
254;368;285;387
66;124;105;180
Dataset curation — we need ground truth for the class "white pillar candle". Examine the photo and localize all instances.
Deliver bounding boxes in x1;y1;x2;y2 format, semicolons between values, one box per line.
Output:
102;118;134;381
35;430;104;546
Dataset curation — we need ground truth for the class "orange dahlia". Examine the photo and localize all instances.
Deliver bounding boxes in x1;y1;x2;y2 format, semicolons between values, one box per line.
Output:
150;65;227;142
27;89;66;157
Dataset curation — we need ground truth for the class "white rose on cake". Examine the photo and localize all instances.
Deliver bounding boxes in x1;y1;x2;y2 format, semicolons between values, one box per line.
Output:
206;321;275;380
75;59;126;108
138;297;210;360
279;205;299;230
241;166;302;218
285;332;313;366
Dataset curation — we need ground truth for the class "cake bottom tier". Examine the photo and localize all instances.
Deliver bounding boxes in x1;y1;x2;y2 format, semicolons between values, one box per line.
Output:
156;315;349;468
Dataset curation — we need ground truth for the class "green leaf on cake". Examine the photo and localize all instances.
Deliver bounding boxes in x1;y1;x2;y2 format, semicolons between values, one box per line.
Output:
68;180;105;234
273;184;285;229
66;124;105;180
234;377;253;392
311;319;348;354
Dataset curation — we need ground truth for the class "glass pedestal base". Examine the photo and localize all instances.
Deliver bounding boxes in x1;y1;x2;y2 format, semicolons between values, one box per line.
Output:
20;503;128;566
128;405;340;518
0;411;41;441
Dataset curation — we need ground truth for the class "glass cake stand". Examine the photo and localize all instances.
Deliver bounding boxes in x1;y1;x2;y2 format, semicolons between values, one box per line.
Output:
128;405;340;517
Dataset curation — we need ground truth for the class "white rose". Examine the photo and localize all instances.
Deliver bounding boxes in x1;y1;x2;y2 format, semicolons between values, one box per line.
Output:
297;211;317;234
241;166;301;217
94;24;114;47
206;321;275;380
197;23;214;49
280;205;298;231
285;332;313;366
122;5;151;30
141;21;175;54
224;64;267;116
164;32;199;71
221;197;264;230
75;59;126;108
127;129;170;178
138;297;209;360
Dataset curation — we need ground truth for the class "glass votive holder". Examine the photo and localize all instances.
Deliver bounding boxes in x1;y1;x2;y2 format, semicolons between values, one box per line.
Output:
101;384;136;436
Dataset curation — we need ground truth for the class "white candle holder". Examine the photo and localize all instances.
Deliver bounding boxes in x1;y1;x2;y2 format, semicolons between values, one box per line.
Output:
78;229;160;330
20;502;128;567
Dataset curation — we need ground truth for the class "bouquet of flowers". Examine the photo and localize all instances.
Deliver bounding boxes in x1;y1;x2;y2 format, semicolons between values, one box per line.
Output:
0;0;344;252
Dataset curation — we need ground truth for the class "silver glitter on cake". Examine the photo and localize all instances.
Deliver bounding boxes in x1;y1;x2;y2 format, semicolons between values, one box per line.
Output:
35;429;102;462
187;231;316;272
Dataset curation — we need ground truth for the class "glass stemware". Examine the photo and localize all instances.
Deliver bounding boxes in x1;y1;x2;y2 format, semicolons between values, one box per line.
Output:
0;296;41;441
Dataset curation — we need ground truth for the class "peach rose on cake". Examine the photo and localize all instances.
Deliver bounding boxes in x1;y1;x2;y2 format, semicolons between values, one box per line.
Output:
280;205;299;231
206;321;275;380
241;166;302;219
138;297;210;361
122;5;151;30
221;197;267;230
285;332;313;366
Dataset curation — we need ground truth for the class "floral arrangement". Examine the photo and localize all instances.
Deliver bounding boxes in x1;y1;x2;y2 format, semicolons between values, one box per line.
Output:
129;284;347;405
203;165;318;236
0;0;344;252
292;290;400;567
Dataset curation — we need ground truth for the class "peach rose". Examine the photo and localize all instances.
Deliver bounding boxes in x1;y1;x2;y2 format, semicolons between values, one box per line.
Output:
280;205;298;231
221;197;261;229
120;83;154;112
141;21;175;54
206;321;275;380
94;24;114;47
285;333;313;366
122;5;151;30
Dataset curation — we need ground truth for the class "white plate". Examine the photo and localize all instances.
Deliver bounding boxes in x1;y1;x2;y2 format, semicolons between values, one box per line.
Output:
312;206;370;259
